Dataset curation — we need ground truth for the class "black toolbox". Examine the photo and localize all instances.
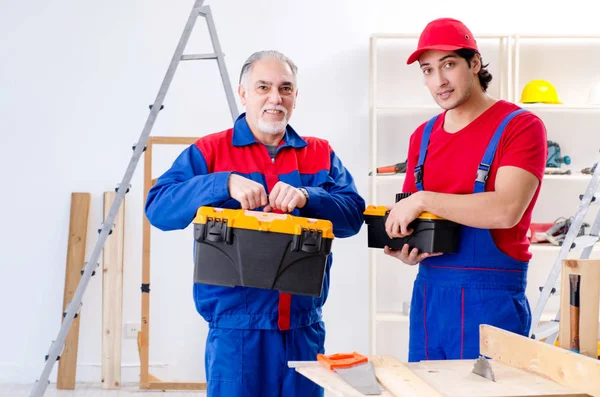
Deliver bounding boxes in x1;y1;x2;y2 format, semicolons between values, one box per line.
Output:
192;206;334;297
363;193;461;253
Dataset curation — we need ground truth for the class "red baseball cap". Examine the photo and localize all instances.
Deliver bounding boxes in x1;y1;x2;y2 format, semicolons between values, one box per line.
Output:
406;18;478;65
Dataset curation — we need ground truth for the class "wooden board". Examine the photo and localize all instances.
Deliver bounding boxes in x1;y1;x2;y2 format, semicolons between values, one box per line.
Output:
139;137;206;391
140;138;153;385
101;191;125;389
146;382;207;391
292;356;588;397
290;361;394;397
408;360;588;397
481;325;600;397
371;356;445;397
57;192;91;389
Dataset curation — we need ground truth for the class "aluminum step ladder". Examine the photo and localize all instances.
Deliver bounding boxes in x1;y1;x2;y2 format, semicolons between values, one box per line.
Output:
30;2;238;396
529;152;600;344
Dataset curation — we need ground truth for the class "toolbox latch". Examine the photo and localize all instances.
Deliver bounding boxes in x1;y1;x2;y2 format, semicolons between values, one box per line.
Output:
200;218;233;245
292;229;323;253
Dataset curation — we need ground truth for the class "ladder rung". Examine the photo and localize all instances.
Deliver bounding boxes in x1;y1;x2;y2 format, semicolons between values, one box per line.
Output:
197;5;209;16
181;53;219;61
579;193;598;203
530;321;559;340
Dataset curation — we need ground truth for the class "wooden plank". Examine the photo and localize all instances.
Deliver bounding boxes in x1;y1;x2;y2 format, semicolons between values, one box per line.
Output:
149;136;198;145
408;359;588;397
136;332;162;387
370;356;445;397
101;191;125;389
140;138;153;385
480;324;600;397
139;137;206;389
291;361;394;397
559;260;573;353
144;382;207;391
57;193;91;389
577;260;600;359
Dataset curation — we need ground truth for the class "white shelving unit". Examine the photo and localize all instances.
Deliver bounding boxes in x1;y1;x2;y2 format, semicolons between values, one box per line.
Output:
368;33;600;360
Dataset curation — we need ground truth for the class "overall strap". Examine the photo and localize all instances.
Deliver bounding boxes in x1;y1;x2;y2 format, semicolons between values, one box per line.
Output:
473;108;528;193
415;114;440;191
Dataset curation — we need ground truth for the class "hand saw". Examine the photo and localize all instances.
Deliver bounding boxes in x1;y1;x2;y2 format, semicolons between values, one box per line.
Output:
317;352;382;395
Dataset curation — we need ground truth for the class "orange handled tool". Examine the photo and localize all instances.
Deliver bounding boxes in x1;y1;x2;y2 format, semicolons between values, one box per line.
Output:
569;274;581;353
317;352;381;395
368;161;407;176
376;163;405;174
317;352;368;370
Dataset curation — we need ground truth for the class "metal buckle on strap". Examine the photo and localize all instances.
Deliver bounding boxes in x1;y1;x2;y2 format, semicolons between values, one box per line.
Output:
414;165;423;184
476;163;490;183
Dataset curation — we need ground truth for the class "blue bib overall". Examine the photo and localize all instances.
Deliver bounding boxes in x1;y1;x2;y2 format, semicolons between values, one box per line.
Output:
408;109;532;362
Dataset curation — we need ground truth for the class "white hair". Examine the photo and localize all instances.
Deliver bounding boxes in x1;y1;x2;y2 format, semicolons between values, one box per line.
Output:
238;50;298;87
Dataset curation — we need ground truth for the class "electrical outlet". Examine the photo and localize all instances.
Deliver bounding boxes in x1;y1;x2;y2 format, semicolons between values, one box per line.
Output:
124;322;141;338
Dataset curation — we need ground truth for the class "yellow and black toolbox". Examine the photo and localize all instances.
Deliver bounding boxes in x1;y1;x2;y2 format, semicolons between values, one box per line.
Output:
363;193;461;253
192;206;334;297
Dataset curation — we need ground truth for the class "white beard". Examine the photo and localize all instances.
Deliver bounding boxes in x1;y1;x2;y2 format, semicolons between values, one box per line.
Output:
256;105;288;135
257;117;288;135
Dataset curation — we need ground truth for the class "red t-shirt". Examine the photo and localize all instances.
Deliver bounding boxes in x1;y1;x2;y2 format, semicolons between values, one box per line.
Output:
402;100;547;262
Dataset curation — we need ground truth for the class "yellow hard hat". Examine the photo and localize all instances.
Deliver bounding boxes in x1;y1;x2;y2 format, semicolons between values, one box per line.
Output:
520;80;562;104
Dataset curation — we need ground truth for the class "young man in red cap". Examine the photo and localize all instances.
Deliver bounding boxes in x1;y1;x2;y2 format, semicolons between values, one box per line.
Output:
384;18;547;361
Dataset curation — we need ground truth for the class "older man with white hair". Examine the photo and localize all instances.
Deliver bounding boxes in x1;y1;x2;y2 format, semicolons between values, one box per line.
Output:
145;50;365;397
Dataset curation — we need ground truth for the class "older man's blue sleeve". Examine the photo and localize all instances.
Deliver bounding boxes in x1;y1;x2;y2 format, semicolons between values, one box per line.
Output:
301;151;365;238
145;144;231;231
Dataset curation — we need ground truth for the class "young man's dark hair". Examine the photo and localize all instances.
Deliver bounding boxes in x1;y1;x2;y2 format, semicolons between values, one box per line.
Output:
455;48;493;92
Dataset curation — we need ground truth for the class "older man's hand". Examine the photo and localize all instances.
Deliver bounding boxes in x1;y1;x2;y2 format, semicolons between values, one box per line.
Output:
263;181;307;213
227;174;268;210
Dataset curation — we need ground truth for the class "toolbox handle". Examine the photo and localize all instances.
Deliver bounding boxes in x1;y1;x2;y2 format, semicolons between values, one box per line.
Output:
244;210;288;221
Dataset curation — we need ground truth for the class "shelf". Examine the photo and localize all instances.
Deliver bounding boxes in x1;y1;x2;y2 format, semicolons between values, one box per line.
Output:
530;243;600;253
373;173;592;181
516;34;600;40
530;243;566;252
373;174;406;182
520;103;600;112
371;33;509;40
539;311;560;322
376;312;410;322
543;172;592;181
373;104;600;114
374;105;440;112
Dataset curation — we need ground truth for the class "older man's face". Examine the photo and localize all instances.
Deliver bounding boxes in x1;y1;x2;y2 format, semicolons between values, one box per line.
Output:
239;58;297;135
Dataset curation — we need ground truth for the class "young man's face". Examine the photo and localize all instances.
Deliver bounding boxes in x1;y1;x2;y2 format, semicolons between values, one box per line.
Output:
418;50;480;110
238;58;297;136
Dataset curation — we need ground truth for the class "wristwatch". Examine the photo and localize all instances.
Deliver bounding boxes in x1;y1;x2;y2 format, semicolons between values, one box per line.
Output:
298;188;309;203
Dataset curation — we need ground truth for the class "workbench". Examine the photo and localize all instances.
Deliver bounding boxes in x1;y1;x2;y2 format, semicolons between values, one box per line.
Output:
291;325;600;397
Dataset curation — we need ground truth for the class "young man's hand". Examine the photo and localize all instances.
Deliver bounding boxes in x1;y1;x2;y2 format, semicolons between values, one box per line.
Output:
383;192;442;265
383;244;442;266
385;192;424;238
227;174;268;209
264;181;307;213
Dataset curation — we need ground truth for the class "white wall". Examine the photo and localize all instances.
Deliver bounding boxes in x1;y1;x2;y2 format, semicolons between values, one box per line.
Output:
1;0;599;386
